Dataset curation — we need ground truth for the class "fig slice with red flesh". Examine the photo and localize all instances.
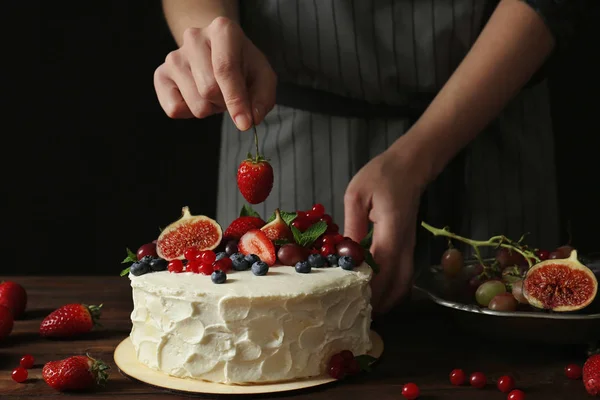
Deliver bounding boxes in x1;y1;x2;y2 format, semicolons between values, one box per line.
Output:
156;206;223;261
523;250;598;312
260;208;294;243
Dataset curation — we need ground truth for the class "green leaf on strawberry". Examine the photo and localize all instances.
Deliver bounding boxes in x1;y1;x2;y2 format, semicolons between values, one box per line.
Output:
266;210;297;226
355;354;378;372
291;221;328;247
240;204;262;219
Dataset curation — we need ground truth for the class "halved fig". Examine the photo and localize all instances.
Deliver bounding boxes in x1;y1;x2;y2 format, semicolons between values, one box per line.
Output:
523;250;598;312
260;208;294;243
156;206;222;260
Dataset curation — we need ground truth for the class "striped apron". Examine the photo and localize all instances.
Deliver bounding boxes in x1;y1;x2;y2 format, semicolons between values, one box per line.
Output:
216;0;559;265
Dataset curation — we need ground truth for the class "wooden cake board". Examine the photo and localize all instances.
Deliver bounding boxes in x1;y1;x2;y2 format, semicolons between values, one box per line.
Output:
114;330;383;395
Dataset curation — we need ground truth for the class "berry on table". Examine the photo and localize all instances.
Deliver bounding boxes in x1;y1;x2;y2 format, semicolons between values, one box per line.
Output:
12;367;28;383
497;375;515;393
184;247;199;261
308;253;326;268
470;372;487;389
326;254;339;267
564;363;582;380
215;252;228;261
508;389;526;400
449;369;466;385
167;259;184;273
251;261;269;276
401;382;420;399
339;256;355;270
20;354;35;369
149;257;168;271
230;253;250;271
211;270;227;284
295;261;311;274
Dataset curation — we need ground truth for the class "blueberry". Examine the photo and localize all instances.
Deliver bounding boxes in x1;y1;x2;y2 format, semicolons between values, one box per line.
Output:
211;270;227;284
326;254;339;267
244;254;260;265
339;256;355;270
295;261;311;274
308;254;326;268
251;261;269;276
230;253;250;271
215;252;228;261
130;261;150;276
140;255;154;264
149;257;168;271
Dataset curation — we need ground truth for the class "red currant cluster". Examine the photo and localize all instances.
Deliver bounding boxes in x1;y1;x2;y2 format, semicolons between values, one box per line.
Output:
11;354;35;383
167;249;232;274
327;350;360;380
291;203;338;234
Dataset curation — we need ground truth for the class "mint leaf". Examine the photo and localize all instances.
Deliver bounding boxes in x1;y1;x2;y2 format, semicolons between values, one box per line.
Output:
364;249;380;274
296;221;328;247
273;239;291;246
290;225;303;245
266;210;297;226
240;204;261;219
120;267;131;277
360;227;374;248
355;355;378;372
121;248;138;264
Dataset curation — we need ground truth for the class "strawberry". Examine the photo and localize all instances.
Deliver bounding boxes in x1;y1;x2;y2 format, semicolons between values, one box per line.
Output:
223;216;266;240
0;281;27;318
237;156;273;205
40;304;102;338
0;305;14;340
43;354;109;391
583;354;600;396
238;229;277;266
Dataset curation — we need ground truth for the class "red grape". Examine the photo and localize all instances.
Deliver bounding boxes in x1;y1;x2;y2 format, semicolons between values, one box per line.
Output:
496;248;526;268
470;372;487;389
137;242;158;260
488;293;518;311
225;240;239;256
511;280;529;304
550;245;575;259
536;249;550;261
277;244;309;265
336;240;365;265
497;375;515;393
441;248;463;277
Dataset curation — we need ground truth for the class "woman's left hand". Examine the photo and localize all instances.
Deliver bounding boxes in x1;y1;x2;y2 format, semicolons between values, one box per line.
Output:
343;134;432;314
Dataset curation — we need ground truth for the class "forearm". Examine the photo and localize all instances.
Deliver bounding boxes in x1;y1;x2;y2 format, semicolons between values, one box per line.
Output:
162;0;239;46
396;0;554;182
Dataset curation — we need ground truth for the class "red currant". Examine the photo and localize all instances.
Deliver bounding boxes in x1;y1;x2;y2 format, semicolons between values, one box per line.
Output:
564;364;582;380
536;249;550;261
19;355;35;369
339;350;354;362
213;258;232;272
401;383;420;400
184;247;199;261
201;251;217;264
497;375;515;393
333;234;344;244
508;389;526;400
306;210;321;222
449;369;466;385
312;203;325;218
198;262;214;275
296;211;309;219
327;223;339;233
346;358;360;376
328;363;346;380
470;372;487;389
313;236;325;248
11;367;28;383
321;243;336;257
320;214;333;225
186;260;201;273
168;259;184;273
291;219;309;232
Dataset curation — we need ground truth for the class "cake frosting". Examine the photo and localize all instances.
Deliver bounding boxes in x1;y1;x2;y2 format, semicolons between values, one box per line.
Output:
128;263;373;385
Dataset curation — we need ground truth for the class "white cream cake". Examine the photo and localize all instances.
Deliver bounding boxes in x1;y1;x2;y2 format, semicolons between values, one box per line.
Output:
128;263;373;385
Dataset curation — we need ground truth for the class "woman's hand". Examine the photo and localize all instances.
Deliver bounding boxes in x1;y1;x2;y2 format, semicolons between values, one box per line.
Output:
343;135;432;314
154;16;277;130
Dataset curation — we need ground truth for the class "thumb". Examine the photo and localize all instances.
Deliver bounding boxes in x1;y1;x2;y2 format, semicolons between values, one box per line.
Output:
343;189;370;243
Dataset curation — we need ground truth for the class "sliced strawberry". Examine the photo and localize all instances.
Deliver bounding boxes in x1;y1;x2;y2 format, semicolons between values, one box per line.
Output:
238;229;276;266
223;217;266;241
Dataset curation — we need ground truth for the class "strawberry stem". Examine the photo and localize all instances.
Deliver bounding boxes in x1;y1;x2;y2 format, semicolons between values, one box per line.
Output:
253;125;260;162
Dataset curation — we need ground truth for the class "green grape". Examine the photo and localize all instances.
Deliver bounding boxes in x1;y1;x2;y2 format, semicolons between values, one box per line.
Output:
475;280;507;307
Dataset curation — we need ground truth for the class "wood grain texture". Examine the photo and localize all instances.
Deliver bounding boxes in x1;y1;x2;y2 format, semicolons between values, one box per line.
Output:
0;276;592;399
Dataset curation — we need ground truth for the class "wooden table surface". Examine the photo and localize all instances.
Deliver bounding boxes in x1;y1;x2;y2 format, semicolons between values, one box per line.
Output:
0;276;594;399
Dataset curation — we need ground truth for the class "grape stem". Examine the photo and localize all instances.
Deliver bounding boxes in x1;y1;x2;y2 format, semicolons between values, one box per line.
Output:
420;221;540;268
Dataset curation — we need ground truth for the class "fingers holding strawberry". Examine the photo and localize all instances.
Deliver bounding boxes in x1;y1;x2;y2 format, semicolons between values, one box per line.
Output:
40;303;102;338
43;354;109;392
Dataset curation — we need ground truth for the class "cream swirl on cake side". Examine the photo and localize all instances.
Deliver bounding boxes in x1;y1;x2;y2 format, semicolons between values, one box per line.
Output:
128;264;373;384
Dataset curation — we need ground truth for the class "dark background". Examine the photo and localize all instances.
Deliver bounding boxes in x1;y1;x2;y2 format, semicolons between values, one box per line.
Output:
1;1;598;276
